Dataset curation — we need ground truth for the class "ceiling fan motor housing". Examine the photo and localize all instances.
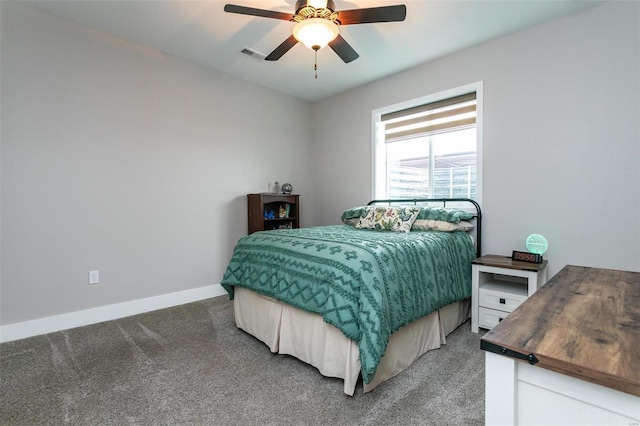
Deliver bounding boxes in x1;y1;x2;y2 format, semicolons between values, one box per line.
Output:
295;1;336;15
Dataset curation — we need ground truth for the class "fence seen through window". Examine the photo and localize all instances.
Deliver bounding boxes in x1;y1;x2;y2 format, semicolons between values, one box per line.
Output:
384;128;476;200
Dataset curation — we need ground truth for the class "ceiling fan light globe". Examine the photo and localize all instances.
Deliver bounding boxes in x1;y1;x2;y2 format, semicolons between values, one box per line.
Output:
292;18;339;50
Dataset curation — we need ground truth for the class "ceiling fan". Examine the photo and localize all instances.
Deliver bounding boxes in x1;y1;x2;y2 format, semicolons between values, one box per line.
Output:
224;1;407;66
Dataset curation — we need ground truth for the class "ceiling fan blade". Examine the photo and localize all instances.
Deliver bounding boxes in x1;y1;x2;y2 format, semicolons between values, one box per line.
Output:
337;5;407;25
224;4;294;21
265;35;299;61
329;35;359;63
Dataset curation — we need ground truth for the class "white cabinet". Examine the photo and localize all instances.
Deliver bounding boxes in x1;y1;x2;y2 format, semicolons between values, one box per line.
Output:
471;255;548;333
481;265;640;425
485;351;640;426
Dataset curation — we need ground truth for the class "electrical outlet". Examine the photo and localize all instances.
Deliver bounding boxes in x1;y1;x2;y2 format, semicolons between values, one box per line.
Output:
89;270;99;285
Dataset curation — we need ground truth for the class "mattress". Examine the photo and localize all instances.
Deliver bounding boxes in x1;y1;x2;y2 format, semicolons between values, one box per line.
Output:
234;286;470;395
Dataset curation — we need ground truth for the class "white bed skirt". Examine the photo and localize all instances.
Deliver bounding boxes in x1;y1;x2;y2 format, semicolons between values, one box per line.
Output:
233;287;471;395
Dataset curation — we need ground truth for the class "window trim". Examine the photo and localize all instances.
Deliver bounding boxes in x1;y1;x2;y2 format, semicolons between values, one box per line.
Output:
371;82;483;205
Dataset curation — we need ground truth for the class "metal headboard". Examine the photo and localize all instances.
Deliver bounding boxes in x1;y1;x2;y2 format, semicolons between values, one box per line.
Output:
366;198;482;258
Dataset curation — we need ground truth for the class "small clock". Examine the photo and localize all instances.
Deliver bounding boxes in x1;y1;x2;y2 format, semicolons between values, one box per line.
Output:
512;250;543;263
281;183;293;194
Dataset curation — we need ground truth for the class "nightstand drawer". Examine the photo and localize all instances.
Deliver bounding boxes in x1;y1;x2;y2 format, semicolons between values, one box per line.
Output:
479;283;527;313
478;307;510;330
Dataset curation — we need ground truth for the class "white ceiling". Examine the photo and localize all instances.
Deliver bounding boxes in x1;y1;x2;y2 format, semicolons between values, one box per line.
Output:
24;0;601;102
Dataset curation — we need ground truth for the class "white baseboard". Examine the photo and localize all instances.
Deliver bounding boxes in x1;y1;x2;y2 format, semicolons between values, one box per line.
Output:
0;284;228;343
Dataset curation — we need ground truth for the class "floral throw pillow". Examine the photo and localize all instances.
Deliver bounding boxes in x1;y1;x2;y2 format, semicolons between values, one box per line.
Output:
356;207;420;233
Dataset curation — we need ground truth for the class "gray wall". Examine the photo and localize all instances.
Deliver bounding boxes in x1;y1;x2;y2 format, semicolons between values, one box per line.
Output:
1;2;312;325
2;1;639;327
309;1;640;278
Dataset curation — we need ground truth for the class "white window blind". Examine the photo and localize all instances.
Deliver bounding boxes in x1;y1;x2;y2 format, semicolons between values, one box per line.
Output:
381;92;477;143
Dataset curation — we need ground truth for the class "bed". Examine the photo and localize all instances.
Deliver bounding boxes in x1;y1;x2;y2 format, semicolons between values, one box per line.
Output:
221;198;482;395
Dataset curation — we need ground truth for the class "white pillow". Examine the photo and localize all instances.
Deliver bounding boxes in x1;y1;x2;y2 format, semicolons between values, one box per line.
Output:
412;219;474;232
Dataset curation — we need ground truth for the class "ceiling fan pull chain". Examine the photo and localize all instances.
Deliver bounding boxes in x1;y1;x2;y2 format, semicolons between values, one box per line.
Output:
314;49;318;79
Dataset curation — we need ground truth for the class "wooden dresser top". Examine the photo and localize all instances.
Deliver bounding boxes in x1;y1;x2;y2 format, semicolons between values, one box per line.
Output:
481;265;640;397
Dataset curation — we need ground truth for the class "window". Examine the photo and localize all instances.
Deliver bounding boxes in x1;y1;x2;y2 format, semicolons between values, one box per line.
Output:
373;83;482;203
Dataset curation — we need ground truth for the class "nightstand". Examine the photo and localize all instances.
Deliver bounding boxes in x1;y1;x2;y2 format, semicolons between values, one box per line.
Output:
471;254;548;333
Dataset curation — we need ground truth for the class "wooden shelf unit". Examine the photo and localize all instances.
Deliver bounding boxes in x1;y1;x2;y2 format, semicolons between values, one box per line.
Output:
247;193;300;234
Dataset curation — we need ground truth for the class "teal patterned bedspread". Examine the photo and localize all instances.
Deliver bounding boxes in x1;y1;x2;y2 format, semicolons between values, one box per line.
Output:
221;225;475;385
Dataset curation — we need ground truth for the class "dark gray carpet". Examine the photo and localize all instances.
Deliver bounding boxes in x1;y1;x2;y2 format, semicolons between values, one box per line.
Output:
0;296;484;425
